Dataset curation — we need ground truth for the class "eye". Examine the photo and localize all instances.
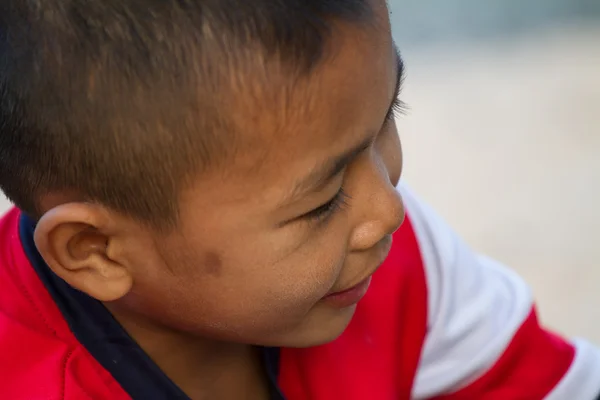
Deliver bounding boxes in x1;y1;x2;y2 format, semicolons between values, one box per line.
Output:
303;188;350;223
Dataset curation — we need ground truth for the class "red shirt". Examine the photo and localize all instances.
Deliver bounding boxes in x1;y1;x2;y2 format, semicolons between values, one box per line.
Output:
1;184;599;399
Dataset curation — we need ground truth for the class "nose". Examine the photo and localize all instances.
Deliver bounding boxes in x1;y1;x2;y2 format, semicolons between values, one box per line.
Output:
349;170;405;252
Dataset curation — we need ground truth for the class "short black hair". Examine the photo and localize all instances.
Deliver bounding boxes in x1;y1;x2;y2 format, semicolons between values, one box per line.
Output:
0;0;371;230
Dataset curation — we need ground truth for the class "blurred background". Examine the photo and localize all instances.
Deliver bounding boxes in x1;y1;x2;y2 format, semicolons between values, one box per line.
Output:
389;0;600;340
0;1;599;340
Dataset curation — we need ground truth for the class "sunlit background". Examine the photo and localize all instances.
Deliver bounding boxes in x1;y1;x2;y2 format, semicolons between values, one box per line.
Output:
1;1;599;340
389;0;600;341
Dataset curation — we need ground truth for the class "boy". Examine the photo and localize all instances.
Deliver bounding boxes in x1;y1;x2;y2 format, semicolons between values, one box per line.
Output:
0;0;599;398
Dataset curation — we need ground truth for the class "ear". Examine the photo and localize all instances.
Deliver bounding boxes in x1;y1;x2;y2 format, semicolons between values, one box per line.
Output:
34;203;133;302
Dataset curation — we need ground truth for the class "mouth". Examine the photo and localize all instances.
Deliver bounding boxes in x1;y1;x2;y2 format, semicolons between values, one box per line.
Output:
323;276;374;308
322;237;393;308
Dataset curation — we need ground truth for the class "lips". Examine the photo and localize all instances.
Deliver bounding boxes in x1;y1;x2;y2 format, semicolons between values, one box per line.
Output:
326;259;382;299
323;238;393;308
323;276;373;308
328;236;393;295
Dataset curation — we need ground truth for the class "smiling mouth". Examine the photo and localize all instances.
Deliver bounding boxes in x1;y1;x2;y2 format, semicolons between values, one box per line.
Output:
323;236;393;308
324;258;390;307
323;276;373;308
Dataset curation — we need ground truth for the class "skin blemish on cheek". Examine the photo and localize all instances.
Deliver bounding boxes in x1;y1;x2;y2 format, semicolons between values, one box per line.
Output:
203;251;223;277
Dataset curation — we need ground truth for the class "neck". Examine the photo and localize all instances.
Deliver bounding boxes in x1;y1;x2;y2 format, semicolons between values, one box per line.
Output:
106;305;270;400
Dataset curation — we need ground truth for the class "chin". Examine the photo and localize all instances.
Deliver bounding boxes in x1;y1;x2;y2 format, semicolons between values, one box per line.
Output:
282;304;357;348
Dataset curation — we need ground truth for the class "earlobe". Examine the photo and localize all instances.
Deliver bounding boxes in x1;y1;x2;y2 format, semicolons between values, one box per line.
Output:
34;203;133;302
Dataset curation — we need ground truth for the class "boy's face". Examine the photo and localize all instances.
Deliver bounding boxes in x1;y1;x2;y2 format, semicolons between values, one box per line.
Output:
131;10;403;347
42;1;404;347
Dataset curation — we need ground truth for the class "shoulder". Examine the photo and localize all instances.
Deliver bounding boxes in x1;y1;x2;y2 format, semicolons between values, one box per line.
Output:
0;208;129;400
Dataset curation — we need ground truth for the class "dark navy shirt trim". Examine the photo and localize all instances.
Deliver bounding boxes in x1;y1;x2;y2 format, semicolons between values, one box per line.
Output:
19;214;285;400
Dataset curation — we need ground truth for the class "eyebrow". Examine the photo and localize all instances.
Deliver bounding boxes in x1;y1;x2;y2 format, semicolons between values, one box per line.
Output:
285;46;405;202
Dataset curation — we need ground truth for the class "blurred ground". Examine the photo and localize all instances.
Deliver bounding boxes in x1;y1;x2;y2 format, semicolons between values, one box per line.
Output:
1;22;599;342
397;23;600;341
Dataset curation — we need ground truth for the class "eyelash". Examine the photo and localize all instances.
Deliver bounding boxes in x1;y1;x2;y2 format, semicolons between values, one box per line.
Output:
304;188;351;223
385;98;406;122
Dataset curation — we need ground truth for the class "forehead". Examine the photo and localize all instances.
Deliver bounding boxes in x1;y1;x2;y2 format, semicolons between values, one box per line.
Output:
195;8;395;204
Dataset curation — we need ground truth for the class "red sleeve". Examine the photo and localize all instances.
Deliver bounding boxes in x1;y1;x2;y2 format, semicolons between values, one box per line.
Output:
401;184;600;400
432;309;574;399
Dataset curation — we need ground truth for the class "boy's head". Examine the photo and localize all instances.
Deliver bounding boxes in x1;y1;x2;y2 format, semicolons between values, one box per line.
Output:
0;0;404;347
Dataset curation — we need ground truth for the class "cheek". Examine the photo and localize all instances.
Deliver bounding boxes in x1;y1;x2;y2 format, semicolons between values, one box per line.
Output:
148;228;348;341
266;239;346;306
